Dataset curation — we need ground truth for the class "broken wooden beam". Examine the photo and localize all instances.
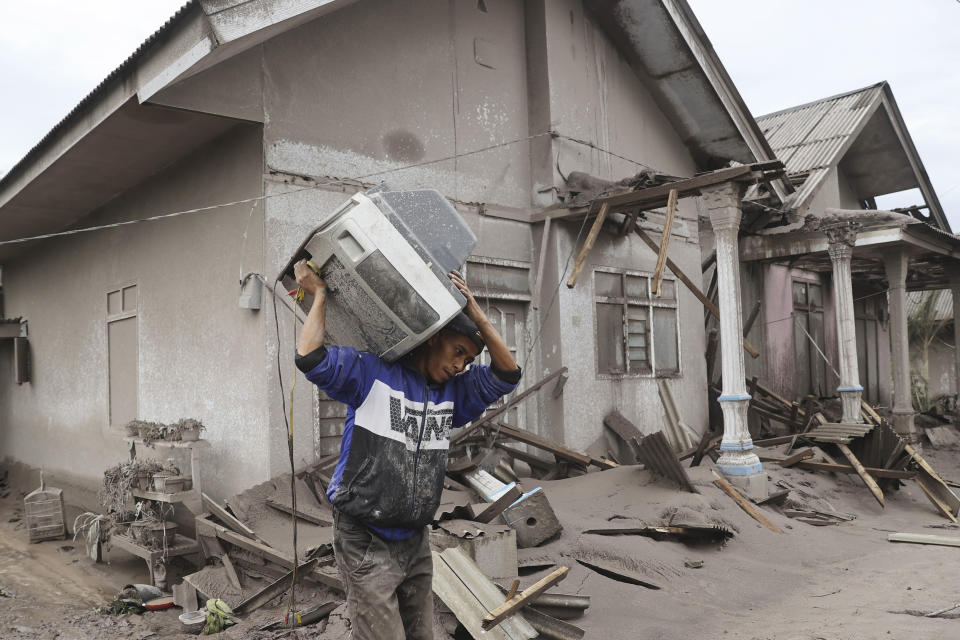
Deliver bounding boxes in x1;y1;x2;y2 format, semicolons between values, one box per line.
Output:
792;461;915;479
450;368;569;446
651;189;678;297
837;443;884;508
778;448;815;468
201;492;266;544
196;516;342;591
905;443;960;523
489;422;615;470
482;567;570;630
566;203;609;288
712;473;783;534
234;558;320;615
265;499;332;526
888;532;960;548
634;227;759;358
473;484;523;525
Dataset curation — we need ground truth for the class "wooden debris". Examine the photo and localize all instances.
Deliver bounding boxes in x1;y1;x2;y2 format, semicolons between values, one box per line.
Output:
752;489;789;507
906;443;960;523
264;499;332;526
651;189;678;297
634;227;760;358
712;473;783;534
234;558;320;615
566;203;609;288
779;447;815;468
837;443;884;507
925;426;960;448
432;548;537;640
888;532;960;548
489;423;614;470
482;567;569;630
633;431;697;493
450;368;569;446
603;410;643;464
201;492;264;544
473;484;523;525
792;461;915;479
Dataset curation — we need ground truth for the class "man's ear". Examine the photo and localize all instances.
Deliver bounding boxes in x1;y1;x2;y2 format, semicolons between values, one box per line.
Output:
426;333;439;347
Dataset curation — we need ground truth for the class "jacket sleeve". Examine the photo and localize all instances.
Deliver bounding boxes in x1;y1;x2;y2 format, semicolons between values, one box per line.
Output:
449;364;520;428
298;345;380;409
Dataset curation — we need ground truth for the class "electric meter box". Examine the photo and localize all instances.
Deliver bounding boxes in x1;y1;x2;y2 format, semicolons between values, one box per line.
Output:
279;187;477;362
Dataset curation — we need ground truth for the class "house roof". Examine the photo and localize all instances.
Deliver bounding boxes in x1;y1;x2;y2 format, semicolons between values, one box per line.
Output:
586;0;789;200
0;0;788;259
756;82;950;231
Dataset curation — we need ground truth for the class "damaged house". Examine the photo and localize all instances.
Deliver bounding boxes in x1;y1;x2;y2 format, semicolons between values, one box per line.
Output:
0;0;781;501
726;82;960;446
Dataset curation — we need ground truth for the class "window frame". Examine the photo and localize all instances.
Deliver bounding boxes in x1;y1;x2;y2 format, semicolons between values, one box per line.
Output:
593;266;681;379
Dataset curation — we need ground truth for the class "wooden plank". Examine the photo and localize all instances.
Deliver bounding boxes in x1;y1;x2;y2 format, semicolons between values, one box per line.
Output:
494;444;554;471
198;517;343;591
482;567;570;630
753;435;796;448
651;189;678;297
793;461;915;479
603;410;643;444
888;533;960;548
587;165;756;214
474;484;523;524
712;474;783;534
204;536;242;590
532;217;552;309
201;492;263;543
566;203;609;288
837;443;884;507
234;559;320;615
265;499;332;526
450;368;569;446
860;399;883;425
742;299;762;338
778;448;815;468
634;227;760;358
905;443;960;522
690;432;722;468
489;424;596;469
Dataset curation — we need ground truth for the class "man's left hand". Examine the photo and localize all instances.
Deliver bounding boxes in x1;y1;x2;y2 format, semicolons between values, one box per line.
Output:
449;270;483;322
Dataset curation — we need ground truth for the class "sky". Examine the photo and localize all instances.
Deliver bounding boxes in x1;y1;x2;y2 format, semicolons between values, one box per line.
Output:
0;1;957;228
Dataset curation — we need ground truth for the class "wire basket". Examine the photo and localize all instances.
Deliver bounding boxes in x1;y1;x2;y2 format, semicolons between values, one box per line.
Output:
24;471;66;543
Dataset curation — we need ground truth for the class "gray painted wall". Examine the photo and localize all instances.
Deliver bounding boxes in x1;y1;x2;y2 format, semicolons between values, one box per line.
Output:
0;124;269;498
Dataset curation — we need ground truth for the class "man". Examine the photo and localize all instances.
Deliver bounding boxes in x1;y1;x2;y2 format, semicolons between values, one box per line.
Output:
293;259;521;640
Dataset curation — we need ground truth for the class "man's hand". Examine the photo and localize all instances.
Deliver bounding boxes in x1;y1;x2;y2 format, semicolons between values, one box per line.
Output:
294;259;326;296
448;270;518;372
449;270;483;322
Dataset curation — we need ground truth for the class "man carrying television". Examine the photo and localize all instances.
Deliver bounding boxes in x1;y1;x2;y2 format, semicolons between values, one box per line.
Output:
292;259;521;640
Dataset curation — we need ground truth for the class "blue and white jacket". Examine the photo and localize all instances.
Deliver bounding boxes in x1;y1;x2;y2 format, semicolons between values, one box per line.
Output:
296;345;520;538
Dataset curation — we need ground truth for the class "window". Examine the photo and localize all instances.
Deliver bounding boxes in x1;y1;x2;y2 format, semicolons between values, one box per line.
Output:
107;284;138;427
594;269;679;377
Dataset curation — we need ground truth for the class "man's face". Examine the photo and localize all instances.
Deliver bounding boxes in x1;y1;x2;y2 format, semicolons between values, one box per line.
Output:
423;330;481;384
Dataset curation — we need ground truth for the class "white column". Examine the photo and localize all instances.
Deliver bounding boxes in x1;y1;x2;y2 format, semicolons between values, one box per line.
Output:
824;222;862;424
884;248;917;440
951;269;960;426
702;182;765;497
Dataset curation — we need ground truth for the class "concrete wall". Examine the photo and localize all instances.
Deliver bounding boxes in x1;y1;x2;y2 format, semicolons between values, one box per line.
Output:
0;124;269;498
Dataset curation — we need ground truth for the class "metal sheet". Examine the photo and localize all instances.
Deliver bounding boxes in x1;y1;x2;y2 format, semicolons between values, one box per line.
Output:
633;431;697;493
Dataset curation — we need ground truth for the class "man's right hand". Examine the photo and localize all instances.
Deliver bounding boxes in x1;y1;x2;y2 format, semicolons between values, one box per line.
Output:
294;259;326;296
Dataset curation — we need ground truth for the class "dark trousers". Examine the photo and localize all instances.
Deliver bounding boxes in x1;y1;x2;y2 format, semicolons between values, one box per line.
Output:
333;510;434;640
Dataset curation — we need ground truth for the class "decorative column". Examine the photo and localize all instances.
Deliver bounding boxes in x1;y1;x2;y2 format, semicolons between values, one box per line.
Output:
702;182;765;498
884;248;917;441
951;268;960;426
824;221;863;424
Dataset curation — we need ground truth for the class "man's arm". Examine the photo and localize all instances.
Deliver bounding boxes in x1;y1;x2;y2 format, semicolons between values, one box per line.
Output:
294;259;327;357
449;270;518;372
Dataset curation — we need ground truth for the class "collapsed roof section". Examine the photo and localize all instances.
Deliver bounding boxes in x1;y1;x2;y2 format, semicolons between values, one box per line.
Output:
584;0;789;199
757;82;949;232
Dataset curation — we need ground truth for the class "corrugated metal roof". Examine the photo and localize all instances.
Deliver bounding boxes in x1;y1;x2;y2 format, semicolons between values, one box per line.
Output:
907;290;954;323
756;84;885;210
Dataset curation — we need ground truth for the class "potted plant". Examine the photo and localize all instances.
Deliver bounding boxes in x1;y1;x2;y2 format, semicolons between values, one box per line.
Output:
168;418;206;442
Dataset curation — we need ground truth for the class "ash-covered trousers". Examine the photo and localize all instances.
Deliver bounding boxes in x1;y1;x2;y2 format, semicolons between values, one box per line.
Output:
333;510;434;640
